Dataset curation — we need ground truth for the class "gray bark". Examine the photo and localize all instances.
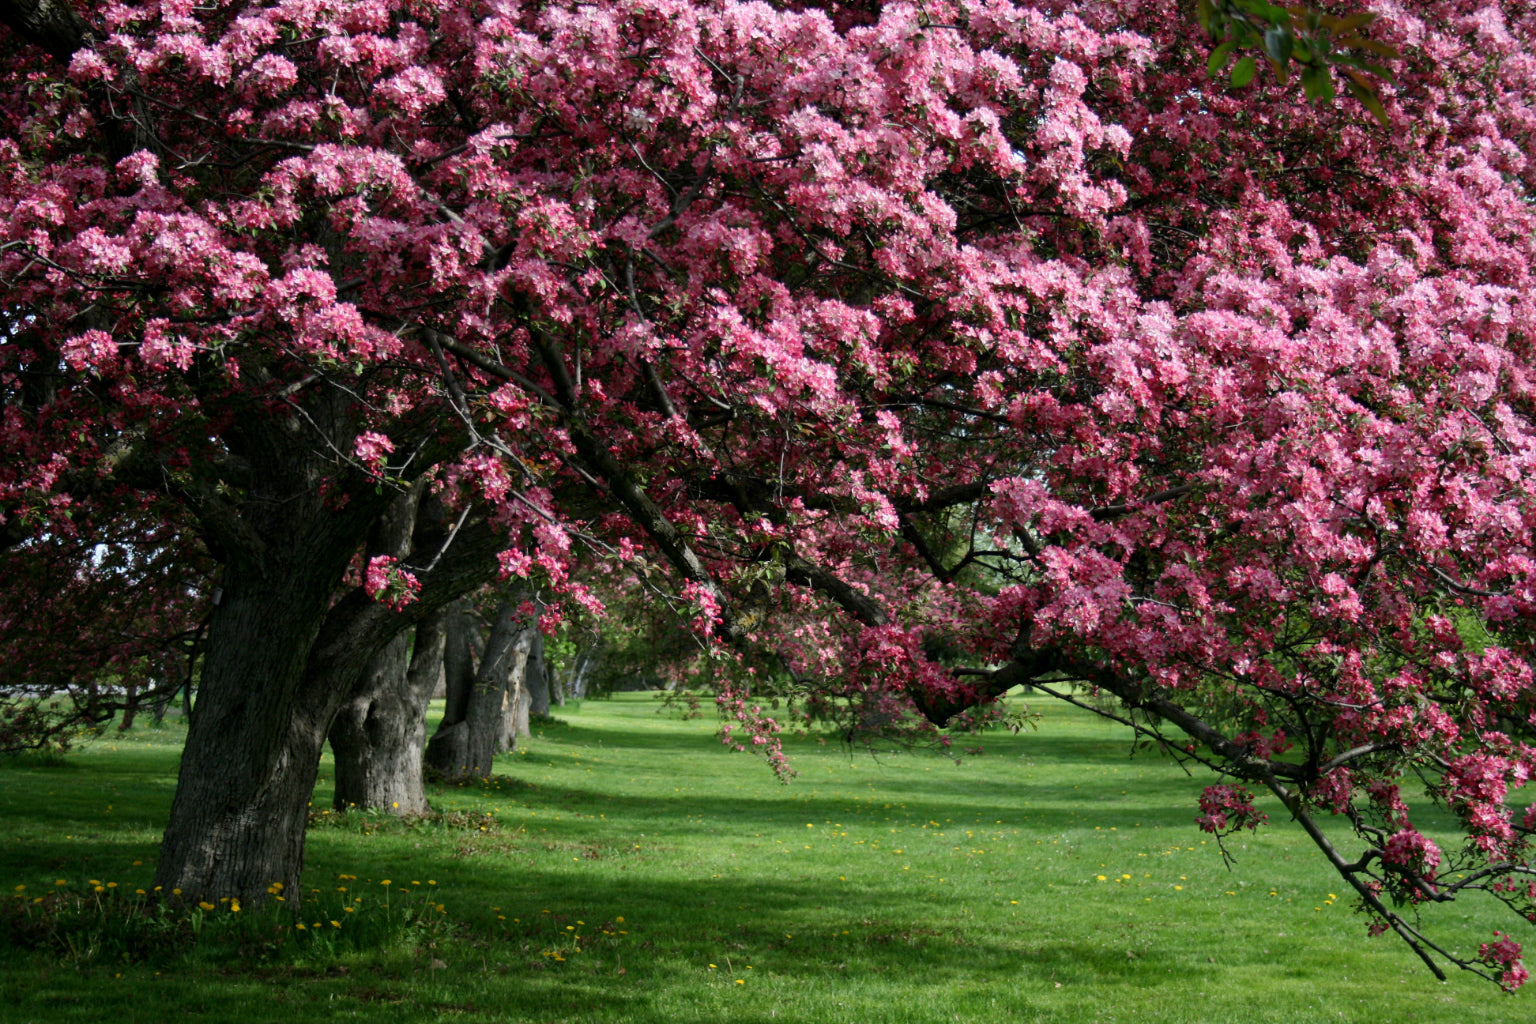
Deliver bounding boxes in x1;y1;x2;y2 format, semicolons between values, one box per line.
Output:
498;629;532;753
423;601;480;778
151;501;506;908
426;600;524;779
524;629;550;720
327;611;444;815
328;484;442;815
153;541;361;906
569;644;599;700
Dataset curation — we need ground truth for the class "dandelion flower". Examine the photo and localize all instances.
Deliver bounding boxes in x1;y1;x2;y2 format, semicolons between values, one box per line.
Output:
198;901;215;910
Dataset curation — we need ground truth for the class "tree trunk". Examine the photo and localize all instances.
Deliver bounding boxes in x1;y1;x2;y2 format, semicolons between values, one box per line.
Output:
327;611;444;815
424;601;480;779
152;554;350;906
497;627;536;751
524;629;550;721
150;471;505;910
118;681;138;731
569;643;599;700
328;484;441;815
426;600;524;779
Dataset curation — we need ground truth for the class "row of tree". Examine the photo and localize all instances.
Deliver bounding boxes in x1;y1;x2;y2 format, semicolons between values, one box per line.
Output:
3;0;1536;989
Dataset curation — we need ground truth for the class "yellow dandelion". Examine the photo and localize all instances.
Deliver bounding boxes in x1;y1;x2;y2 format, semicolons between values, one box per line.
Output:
1096;875;1107;881
12;885;23;892
736;979;745;985
296;923;307;930
330;920;341;928
198;901;215;911
381;879;391;886
54;879;66;886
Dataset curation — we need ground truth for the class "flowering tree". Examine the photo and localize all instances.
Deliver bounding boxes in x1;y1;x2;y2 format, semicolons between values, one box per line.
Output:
3;0;1536;988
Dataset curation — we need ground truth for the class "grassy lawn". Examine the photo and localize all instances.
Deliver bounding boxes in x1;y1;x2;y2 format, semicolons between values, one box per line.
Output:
0;693;1524;1023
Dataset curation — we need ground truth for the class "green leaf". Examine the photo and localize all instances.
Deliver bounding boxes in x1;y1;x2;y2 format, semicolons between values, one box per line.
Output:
1207;40;1238;78
1351;38;1401;61
1196;0;1215;33
1345;77;1389;128
1332;11;1379;33
1230;55;1258;87
1300;64;1325;101
1264;25;1294;66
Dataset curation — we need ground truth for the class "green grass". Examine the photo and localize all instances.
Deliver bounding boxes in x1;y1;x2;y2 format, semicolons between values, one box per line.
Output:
0;694;1525;1023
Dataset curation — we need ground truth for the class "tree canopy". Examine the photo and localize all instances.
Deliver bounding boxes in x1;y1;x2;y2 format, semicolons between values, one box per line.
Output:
3;0;1536;989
